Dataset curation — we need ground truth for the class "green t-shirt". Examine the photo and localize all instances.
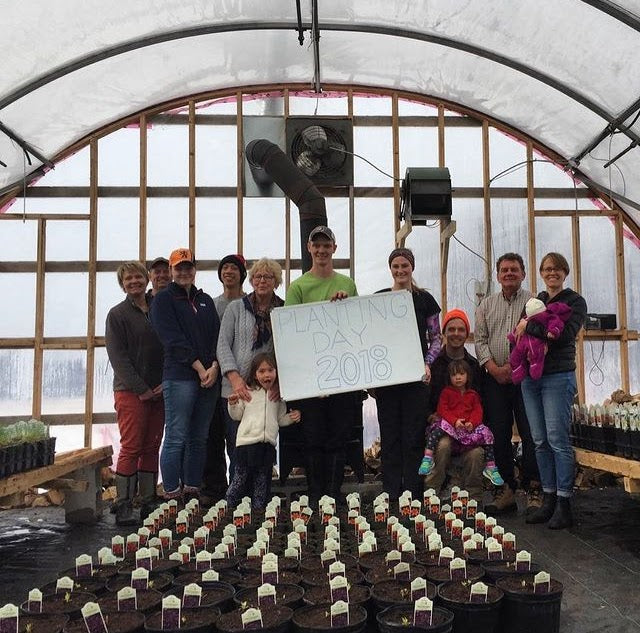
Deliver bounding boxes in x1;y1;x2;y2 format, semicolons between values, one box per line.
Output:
285;271;358;305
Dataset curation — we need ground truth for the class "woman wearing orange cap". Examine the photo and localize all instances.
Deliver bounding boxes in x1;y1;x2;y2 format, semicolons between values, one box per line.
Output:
374;248;441;499
150;248;221;503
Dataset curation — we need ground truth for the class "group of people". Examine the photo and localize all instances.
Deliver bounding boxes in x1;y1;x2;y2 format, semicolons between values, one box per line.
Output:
105;226;585;532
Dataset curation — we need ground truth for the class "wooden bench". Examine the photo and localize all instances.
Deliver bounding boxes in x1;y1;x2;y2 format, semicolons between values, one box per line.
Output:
0;446;113;523
574;448;640;494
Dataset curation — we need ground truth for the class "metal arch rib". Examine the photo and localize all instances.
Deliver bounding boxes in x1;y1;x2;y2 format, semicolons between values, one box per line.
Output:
1;20;639;149
578;0;640;33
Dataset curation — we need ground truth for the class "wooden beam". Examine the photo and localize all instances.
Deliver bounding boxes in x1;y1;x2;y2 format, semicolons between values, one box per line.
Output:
40;478;90;492
534;209;616;217
574;448;640;479
139;114;147;262
32;218;46;419
438;103;447;314
236;91;244;254
482;121;492;281
614;213;630;392
572;212;585;404
0;213;90;221
0;412;117;426
526;143;537;295
188;100;196;251
391;93;401;237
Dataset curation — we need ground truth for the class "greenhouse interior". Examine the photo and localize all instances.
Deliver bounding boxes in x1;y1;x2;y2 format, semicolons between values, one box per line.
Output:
0;2;639;632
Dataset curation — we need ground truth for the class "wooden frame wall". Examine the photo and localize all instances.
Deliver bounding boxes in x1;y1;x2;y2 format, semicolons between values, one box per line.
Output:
0;84;638;442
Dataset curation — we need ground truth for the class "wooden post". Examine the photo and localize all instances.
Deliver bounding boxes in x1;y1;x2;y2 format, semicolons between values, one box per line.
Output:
32;218;46;419
571;211;585;404
391;93;401;239
284;88;291;287
482;121;492;284
139;114;147;262
526;143;537;294
614;212;630;392
85;139;98;448
438;104;447;314
236;91;244;254
188;101;196;251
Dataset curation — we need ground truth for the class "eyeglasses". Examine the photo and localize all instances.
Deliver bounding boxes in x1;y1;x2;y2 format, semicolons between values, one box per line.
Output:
253;274;275;281
541;266;562;273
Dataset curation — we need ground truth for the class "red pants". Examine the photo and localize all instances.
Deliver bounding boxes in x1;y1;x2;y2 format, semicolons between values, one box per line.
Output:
114;390;165;475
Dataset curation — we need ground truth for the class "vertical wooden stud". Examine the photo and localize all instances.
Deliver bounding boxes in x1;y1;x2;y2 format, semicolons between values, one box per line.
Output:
284;88;291;287
482;121;492;282
571;212;585;404
526;143;536;294
438;104;447;313
139;114;148;262
32;218;46;420
614;212;630;391
188;101;196;251
236;91;244;254
391;93;401;239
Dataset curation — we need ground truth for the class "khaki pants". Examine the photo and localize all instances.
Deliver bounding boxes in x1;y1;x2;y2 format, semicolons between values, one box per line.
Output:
423;435;485;501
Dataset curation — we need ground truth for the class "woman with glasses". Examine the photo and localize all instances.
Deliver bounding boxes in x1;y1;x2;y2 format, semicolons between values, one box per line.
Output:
513;252;586;529
216;258;285;481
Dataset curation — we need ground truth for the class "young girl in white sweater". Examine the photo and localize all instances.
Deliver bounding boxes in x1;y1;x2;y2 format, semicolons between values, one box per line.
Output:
226;352;301;509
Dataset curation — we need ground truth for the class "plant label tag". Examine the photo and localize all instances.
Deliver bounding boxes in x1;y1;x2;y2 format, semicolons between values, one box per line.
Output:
28;588;42;614
178;544;191;564
330;601;349;627
223;524;237;541
516;551;532;572
347;510;359;526
474;512;486;532
534;571;551;594
101;552;118;566
409;500;421;518
329;575;349;603
450;486;460;501
56;577;74;594
182;583;202;608
111;536;124;560
143;517;156;535
393;562;411;580
363;532;377;549
423;488;436;502
261;560;279;584
262;520;274;539
148;546;160;562
444;512;456;532
257;583;276;607
326;539;341;555
301;507;313;524
413;597;433;628
81;603;108;633
438;547;455;566
217;500;228;518
463;540;476;554
147;537;162;557
255;528;269;547
0;604;18;633
487;541;503;561
288;501;300;522
484;517;497;538
503;533;516;551
75;554;93;578
328;561;346;580
181;537;195;557
241;608;263;630
294;524;307;545
135;547;152;570
170;552;185;563
247;546;261;560
201;569;219;583
386;516;398;535
399;498;411;517
428;535;442;552
423;526;436;542
449;557;467;580
233;509;244;528
159;529;173;551
451;519;464;539
410;577;427;601
401;542;416;558
397;535;410;549
97;547;111;564
265;507;277;526
374;505;386;523
320;550;337;567
137;527;150;547
429;495;440;515
441;504;451;514
470;582;488;603
161;596;181;630
296;495;308;510
348;497;360;514
214;543;229;559
471;533;484;549
466;499;478;518
492;525;504;544
385;549;402;565
194;527;208;551
452;500;463;518
458;490;469;507
176;518;188;536
117;587;137;612
203;512;217;531
325;524;339;539
167;499;178;518
195;551;212;571
358;542;373;556
159;503;169;522
462;527;474;542
284;547;300;560
131;568;149;590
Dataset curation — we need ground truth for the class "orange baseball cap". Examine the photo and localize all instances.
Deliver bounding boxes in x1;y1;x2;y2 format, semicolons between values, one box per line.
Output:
169;248;195;267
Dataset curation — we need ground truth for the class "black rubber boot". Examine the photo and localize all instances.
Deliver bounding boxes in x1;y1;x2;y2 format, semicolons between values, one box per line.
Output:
114;474;138;526
525;491;557;524
138;471;159;521
548;496;573;530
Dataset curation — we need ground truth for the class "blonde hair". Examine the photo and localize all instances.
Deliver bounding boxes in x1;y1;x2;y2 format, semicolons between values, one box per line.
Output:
248;258;282;287
116;261;148;290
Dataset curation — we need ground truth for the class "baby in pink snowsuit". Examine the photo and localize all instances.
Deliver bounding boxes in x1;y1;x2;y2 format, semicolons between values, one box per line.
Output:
508;297;572;383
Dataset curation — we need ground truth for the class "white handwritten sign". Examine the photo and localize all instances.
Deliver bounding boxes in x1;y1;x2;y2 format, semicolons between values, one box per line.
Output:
272;291;425;400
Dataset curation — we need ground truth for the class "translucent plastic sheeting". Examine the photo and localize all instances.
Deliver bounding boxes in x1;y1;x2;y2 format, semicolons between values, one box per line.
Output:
2;0;640;224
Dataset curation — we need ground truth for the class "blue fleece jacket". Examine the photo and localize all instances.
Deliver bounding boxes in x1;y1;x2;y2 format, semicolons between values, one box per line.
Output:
150;281;220;381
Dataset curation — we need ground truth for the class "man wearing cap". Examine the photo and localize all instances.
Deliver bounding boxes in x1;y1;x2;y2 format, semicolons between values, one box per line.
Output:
201;254;247;505
475;252;541;515
424;309;485;500
150;248;220;502
285;226;358;504
147;257;171;299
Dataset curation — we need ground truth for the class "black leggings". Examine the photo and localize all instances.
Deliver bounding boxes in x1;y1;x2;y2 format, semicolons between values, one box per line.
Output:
425;427;495;463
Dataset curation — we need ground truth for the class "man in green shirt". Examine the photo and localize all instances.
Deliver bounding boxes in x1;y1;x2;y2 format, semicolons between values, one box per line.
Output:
285;226;358;505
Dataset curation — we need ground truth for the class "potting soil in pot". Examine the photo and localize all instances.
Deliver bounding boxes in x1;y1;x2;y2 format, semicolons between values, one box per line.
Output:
18;613;69;633
22;592;97;618
371;580;437;612
144;606;220;633
292;604;368;633
106;573;173;594
63;611;145;633
97;589;162;613
376;604;454;633
216;605;293;633
234;583;305;609
303;583;371;607
436;581;502;633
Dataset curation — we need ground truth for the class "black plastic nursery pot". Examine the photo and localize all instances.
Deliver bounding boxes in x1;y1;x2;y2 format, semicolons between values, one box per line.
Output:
106;572;174;593
21;591;98;620
97;588;163;614
234;583;305;609
480;561;541;585
64;611;145;633
436;581;503;633
292;604;368;633
217;605;293;633
496;575;563;633
145;606;220;633
18;613;69;633
163;580;236;612
376;605;454;633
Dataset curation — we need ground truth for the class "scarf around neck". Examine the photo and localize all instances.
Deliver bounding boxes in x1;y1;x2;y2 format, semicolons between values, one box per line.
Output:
243;292;284;350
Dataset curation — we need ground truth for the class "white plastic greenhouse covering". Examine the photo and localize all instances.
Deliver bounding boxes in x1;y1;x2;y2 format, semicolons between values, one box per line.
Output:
2;1;640;225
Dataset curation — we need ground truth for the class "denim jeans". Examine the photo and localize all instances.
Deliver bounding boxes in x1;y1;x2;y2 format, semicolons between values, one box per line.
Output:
160;379;219;492
521;371;576;497
223;398;238;482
